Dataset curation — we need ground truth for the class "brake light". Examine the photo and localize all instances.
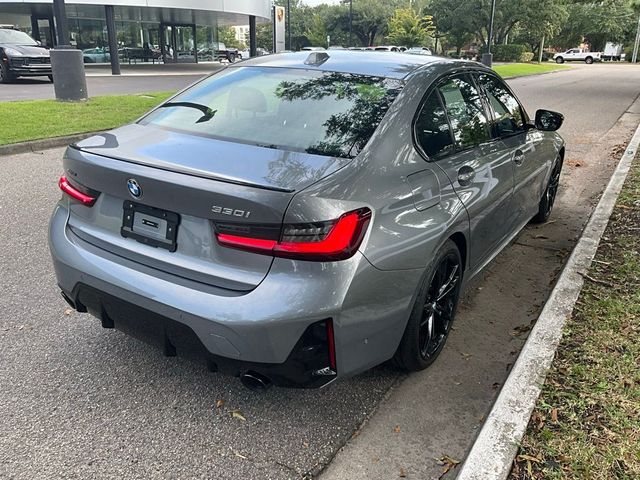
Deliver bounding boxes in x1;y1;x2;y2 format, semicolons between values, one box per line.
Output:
216;208;371;261
58;176;97;206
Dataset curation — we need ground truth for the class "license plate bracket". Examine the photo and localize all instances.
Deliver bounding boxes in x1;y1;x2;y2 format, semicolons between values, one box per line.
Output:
121;201;180;252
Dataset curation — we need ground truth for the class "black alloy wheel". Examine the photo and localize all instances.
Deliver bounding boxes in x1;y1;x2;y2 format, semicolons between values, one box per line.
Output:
394;240;462;371
533;156;562;223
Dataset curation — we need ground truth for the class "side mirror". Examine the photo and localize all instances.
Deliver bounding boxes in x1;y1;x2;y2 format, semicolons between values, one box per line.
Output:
535;109;564;132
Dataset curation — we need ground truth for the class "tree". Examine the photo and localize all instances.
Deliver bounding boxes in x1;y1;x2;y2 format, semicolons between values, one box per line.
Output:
555;0;638;51
346;0;400;46
387;8;435;47
218;26;243;49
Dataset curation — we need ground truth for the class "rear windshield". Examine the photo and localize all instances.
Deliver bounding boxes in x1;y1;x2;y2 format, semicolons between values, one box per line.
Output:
140;67;403;159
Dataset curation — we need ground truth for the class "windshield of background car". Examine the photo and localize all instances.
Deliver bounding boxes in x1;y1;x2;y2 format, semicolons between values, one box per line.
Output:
0;29;37;45
140;67;403;159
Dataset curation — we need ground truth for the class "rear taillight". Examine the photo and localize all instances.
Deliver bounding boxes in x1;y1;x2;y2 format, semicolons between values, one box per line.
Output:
215;208;371;261
58;175;97;206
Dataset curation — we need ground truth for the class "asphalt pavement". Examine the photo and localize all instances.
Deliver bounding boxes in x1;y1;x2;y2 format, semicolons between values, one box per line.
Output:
0;63;220;101
1;63;640;480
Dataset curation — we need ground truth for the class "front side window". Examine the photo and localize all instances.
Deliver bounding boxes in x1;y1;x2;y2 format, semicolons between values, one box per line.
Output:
478;73;524;137
437;74;491;149
415;92;454;158
140;67;403;159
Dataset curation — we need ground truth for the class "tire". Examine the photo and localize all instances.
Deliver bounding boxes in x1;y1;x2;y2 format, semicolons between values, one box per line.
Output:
393;240;463;372
532;155;563;224
585;56;593;64
0;63;15;84
228;53;236;63
555;57;564;64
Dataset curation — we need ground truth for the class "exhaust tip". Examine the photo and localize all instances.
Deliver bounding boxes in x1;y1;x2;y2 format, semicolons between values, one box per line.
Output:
240;371;272;392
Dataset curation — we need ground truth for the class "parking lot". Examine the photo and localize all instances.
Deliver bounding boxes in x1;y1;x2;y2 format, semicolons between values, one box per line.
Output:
1;64;640;479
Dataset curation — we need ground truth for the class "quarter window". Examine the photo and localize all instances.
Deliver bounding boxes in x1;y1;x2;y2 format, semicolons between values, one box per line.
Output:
415;92;454;158
437;75;491;149
478;74;524;137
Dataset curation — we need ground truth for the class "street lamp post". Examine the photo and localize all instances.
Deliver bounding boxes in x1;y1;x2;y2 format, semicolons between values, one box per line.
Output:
632;13;640;64
348;0;353;48
287;0;292;51
50;0;88;100
481;0;497;67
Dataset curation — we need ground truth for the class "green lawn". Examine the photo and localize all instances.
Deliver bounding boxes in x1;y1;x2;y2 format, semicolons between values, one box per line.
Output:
511;154;640;479
494;62;569;79
0;91;173;146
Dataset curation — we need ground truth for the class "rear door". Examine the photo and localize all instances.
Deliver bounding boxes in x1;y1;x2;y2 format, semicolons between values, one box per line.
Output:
476;72;548;226
418;72;517;270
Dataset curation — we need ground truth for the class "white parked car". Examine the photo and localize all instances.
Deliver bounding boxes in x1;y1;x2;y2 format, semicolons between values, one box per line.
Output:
553;48;602;64
405;46;433;56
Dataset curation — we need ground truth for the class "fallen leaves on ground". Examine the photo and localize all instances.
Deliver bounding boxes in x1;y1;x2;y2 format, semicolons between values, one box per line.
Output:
230;410;246;421
438;455;461;478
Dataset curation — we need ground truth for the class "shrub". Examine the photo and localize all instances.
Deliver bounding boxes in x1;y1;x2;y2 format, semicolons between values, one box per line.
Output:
481;44;527;62
521;52;535;62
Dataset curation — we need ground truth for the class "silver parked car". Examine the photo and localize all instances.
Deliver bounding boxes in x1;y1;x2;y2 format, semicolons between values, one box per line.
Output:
49;51;564;390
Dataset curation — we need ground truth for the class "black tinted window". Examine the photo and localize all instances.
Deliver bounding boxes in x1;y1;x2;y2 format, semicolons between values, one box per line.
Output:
415;92;454;158
437;75;491;149
478;74;524;136
141;67;402;159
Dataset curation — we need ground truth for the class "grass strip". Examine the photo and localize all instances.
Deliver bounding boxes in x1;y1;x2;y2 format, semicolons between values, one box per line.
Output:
0;91;173;146
511;154;640;479
494;63;569;79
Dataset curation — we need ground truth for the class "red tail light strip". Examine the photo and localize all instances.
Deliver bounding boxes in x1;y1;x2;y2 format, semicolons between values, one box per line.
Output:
216;208;371;261
58;176;96;206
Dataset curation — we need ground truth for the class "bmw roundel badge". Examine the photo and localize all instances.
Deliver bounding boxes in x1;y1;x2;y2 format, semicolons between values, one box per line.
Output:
127;179;142;198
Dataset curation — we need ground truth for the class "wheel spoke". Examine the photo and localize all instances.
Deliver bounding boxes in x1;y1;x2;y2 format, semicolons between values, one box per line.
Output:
437;264;459;301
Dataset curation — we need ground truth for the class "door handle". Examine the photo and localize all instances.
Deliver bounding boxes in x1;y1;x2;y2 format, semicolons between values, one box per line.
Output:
457;166;476;186
513;149;525;166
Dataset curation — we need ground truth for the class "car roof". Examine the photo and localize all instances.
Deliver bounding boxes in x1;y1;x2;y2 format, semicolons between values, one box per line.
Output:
238;50;482;80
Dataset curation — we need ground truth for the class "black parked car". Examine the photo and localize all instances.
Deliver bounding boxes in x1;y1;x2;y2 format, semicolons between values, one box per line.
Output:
0;27;52;83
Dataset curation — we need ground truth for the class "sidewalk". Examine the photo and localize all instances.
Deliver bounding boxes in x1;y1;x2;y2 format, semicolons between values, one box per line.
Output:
84;62;224;77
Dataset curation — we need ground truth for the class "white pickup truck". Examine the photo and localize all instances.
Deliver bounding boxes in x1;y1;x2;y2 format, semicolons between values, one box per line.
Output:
553;48;602;64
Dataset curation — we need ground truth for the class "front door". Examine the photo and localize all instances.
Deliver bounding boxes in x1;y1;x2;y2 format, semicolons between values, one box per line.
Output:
427;73;517;271
475;72;549;226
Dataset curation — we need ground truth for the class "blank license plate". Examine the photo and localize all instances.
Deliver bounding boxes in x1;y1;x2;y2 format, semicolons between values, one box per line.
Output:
121;201;179;252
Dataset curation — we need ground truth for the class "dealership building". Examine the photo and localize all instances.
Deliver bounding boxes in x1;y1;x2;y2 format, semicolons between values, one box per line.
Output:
0;0;270;63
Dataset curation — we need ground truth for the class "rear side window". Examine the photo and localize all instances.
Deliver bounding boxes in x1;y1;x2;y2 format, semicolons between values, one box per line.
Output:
415;92;454;158
477;73;524;137
140;67;402;159
437;75;491;149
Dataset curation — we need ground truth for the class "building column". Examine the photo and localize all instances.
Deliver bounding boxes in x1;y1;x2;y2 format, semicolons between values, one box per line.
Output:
30;14;41;42
105;5;121;75
249;15;256;57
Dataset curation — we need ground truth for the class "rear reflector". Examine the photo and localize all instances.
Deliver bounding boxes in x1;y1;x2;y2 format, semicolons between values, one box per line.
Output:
58;175;97;206
216;208;371;261
326;319;337;371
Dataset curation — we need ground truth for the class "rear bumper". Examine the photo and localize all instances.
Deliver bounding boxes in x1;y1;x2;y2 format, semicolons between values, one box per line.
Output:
49;204;422;387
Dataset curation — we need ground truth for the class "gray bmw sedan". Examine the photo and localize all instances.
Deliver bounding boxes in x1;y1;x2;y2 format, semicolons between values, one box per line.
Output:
49;51;564;390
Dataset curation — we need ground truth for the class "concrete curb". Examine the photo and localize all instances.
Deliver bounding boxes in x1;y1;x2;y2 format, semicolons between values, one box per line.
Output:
0;132;103;157
456;122;640;480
